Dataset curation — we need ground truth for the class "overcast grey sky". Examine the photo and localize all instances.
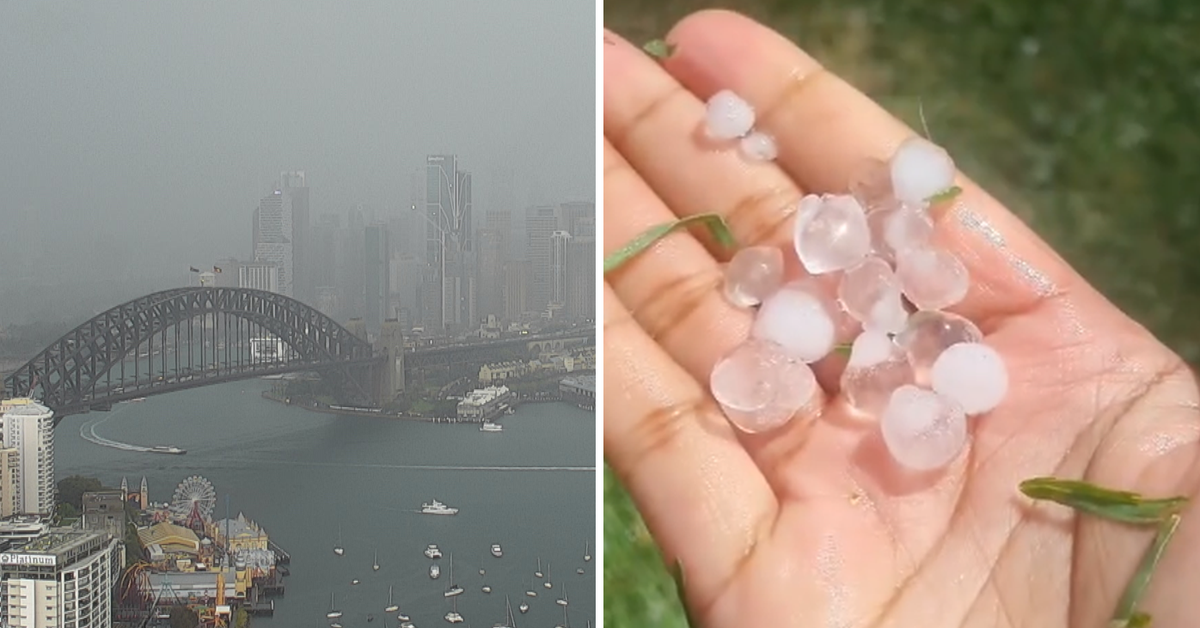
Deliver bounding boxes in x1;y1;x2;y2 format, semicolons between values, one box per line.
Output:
0;1;594;324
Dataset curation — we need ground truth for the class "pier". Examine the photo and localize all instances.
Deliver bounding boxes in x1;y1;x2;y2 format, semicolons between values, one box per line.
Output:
269;539;290;564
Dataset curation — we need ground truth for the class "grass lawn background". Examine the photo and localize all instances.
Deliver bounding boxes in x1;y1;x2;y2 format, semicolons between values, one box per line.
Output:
603;1;1200;625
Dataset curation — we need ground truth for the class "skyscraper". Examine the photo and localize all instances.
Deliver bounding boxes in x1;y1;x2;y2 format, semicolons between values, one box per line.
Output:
250;172;309;300
365;222;391;332
2;401;55;516
559;201;595;237
525;205;559;313
567;235;596;322
280;171;311;303
425;155;473;332
549;230;571;312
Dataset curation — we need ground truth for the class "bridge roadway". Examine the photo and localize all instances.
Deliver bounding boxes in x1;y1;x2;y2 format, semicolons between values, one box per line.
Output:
16;327;593;422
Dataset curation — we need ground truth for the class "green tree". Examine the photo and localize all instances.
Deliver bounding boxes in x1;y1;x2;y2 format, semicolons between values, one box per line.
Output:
56;502;78;523
234;607;250;628
168;605;198;628
56;475;103;510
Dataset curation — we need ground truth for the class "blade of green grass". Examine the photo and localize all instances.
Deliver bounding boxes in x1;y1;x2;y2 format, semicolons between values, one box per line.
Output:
643;39;675;60
1019;477;1187;524
1110;514;1181;626
603;213;737;275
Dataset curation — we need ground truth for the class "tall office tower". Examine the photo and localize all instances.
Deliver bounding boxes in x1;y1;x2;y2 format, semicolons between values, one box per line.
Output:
1;401;55;516
364;223;391;332
559;201;595;237
524;205;559;313
503;260;531;322
548;230;572;313
567;235;596;322
476;229;505;322
281;171;311;302
251;190;288;294
0;530;123;628
340;206;367;320
425;155;473;333
250;172;309;299
390;256;423;330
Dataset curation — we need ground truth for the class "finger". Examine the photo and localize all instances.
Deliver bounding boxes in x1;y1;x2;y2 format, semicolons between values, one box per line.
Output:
661;10;1090;330
602;139;750;384
602;282;778;607
604;30;805;256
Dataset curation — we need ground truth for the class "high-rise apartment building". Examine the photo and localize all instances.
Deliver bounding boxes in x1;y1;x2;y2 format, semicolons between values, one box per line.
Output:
365;223;391;332
0;530;123;628
503;260;531;322
0;448;18;519
425;155;473;333
1;401;55;516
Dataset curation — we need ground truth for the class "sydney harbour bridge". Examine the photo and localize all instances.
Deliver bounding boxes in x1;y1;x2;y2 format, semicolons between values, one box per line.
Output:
1;287;593;421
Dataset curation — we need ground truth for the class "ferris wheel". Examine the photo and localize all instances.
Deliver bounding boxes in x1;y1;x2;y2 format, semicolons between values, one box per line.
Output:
170;475;217;526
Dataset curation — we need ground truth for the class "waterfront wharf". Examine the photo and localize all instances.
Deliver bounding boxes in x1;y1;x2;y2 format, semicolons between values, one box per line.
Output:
269;539;290;564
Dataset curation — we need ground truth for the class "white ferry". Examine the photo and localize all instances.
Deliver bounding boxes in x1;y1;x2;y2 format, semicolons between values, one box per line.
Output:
480;421;503;432
424;544;443;559
421;499;458;515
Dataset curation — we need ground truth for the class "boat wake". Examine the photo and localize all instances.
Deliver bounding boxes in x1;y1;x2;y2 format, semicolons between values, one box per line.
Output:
207;458;594;472
79;413;183;455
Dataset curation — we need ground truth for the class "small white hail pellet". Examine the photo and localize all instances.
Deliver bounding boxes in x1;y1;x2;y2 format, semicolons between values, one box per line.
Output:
739;131;778;161
890;137;957;205
930;341;1009;415
704;89;756;141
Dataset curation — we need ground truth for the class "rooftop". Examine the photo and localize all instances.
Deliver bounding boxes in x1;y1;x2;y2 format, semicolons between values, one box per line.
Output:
459;386;512;407
561;375;595;393
214;512;267;539
2;400;52;418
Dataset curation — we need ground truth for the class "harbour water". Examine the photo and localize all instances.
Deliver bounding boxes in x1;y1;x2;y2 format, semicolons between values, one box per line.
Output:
56;379;596;626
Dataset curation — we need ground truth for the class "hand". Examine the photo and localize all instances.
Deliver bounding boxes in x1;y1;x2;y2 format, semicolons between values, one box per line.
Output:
603;10;1200;628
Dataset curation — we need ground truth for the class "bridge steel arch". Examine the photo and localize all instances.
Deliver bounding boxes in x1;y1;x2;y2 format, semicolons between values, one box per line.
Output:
2;287;377;416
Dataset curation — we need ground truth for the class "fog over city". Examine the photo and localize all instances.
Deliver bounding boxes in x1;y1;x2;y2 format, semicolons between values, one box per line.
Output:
0;1;594;326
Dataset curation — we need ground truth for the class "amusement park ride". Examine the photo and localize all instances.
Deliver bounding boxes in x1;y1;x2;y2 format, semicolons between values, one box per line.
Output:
117;475;245;627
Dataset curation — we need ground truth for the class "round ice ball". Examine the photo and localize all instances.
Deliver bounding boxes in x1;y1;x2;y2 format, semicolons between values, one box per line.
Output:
705;90;756;141
751;281;837;363
880;385;968;471
890;137;956;206
930;342;1008;415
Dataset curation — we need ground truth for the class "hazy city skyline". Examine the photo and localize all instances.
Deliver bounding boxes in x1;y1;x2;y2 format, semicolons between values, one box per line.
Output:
0;1;594;325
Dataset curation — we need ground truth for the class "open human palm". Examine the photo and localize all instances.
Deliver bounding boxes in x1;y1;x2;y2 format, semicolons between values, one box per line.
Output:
603;10;1200;628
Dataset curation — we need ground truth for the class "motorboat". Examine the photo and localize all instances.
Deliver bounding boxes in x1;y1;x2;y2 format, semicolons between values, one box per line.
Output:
351;579;360;585
422;499;459;515
399;612;411;622
491;543;503;557
576;568;584;575
401;623;414;628
425;544;443;559
519;601;529;614
480;421;503;432
149;445;186;455
385;585;399;613
482;585;492;593
430;564;441;579
326;593;343;619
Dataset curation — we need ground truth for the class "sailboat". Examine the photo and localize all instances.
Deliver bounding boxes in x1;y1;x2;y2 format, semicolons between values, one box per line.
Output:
333;525;344;556
326;592;343;619
556;582;569;607
444;553;464;597
524;579;537;598
493;594;517;628
554;600;571;628
584;541;591;562
535;557;544;579
482;569;492;593
444;590;464;623
519;600;529;614
373;550;380;571
385;585;399;613
544;562;553;589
